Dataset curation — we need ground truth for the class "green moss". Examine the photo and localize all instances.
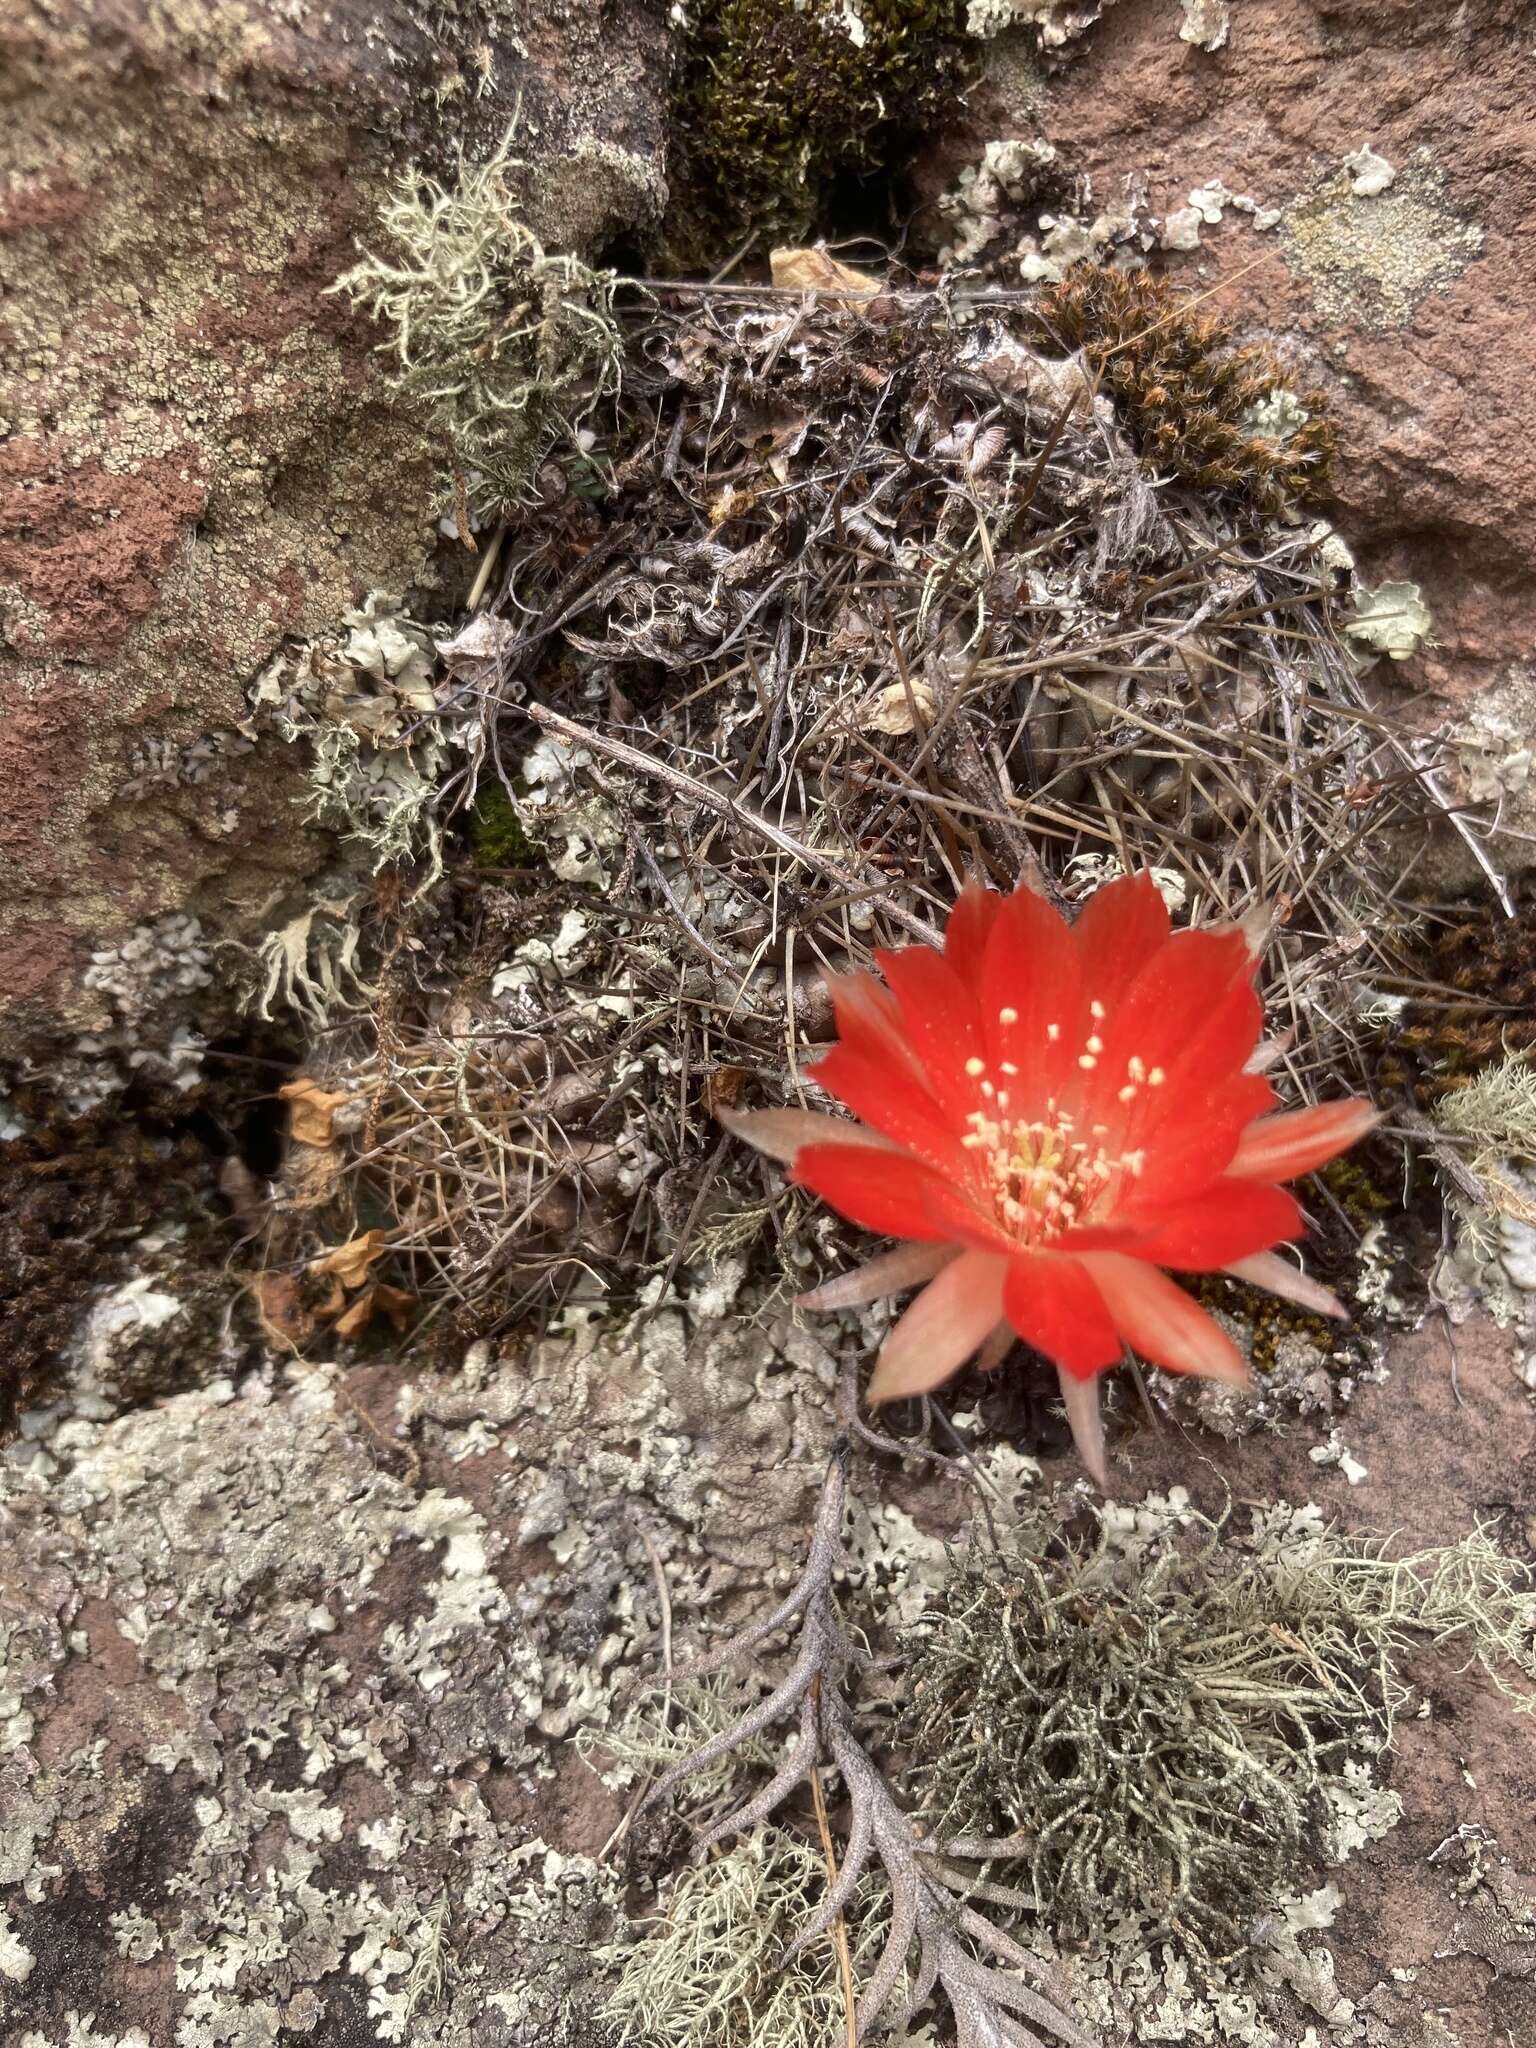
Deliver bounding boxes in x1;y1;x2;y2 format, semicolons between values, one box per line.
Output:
665;0;971;266
469;782;537;869
1319;1153;1396;1225
1030;264;1336;516
1191;1271;1338;1374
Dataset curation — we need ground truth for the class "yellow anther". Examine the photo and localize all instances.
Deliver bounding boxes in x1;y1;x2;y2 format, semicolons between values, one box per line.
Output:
965;1056;986;1077
1046;1023;1061;1042
1078;1053;1097;1070
1149;1066;1166;1086
1118;1084;1138;1104
1090;999;1106;1020
998;1005;1019;1025
1086;1034;1104;1055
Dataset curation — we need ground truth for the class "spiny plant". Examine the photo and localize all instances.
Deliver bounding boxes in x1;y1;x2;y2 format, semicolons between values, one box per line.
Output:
334;128;622;514
1031;263;1337;515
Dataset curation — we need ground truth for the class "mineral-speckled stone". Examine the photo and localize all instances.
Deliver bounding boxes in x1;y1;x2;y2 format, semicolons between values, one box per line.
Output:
0;0;669;1056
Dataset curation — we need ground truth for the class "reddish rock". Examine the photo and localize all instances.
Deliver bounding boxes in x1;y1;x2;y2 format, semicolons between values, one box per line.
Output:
0;0;670;1056
933;0;1535;712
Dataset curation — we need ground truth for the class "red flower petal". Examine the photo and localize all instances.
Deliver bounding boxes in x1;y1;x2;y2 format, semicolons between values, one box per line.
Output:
790;1142;959;1242
944;879;1004;985
797;1242;959;1312
979;887;1085;1116
1003;1250;1123;1379
1127;1073;1278;1206
1080;1252;1248;1386
867;1251;1009;1402
874;943;987;1122
1228;1100;1380;1182
824;971;931;1091
1119;1178;1303;1269
808;1044;975;1181
719;1107;901;1166
1225;1250;1346;1319
1070;871;1171;1006
1081;931;1261;1143
917;1175;1019;1255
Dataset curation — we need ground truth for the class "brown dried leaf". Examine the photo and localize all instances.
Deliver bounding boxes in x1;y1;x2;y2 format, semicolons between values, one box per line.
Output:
280;1077;351;1148
310;1229;389;1290
704;1065;749;1118
769;246;880;306
252;1271;313;1352
333;1282;416;1340
869;679;936;736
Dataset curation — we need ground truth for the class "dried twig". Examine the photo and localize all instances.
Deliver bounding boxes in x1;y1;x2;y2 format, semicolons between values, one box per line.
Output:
639;1447;1096;2047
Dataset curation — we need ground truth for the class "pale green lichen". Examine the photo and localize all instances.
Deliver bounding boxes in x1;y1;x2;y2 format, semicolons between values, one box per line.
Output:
1437;1055;1536;1168
334;128;622;513
1281;155;1483;330
600;1830;900;2048
0;1319;830;2044
903;1495;1536;1961
1344;579;1434;663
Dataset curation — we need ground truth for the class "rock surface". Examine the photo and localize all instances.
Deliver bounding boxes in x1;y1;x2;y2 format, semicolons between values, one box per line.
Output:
3;1295;1533;2045
0;0;669;1057
936;0;1534;715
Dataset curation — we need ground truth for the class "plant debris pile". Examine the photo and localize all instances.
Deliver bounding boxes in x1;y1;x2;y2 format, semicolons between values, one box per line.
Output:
270;274;1445;1343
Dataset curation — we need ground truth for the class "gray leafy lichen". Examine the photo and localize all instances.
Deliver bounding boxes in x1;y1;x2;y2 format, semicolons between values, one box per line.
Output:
0;1291;842;2041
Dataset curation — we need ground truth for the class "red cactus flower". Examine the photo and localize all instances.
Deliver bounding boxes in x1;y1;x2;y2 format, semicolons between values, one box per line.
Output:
725;872;1378;1488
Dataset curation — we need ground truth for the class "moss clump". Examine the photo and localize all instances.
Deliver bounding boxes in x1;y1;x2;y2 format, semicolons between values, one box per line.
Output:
1399;892;1536;1092
902;1501;1536;1964
1318;1152;1397;1226
1030;263;1336;515
469;782;537;870
1190;1271;1339;1375
335;130;622;513
665;0;971;265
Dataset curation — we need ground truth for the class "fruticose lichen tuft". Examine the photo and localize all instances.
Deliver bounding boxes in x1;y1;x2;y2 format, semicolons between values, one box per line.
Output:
903;1495;1536;1963
335;130;622;514
600;1828;894;2048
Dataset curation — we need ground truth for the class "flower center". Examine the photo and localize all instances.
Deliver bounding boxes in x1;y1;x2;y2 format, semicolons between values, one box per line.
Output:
958;1013;1163;1247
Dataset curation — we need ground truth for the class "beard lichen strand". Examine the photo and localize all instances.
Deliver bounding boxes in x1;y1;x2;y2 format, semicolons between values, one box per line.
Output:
958;1001;1163;1246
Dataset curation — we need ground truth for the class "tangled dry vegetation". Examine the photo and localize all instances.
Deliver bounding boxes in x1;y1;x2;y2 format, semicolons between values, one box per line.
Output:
263;265;1460;1348
589;1453;1536;2045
